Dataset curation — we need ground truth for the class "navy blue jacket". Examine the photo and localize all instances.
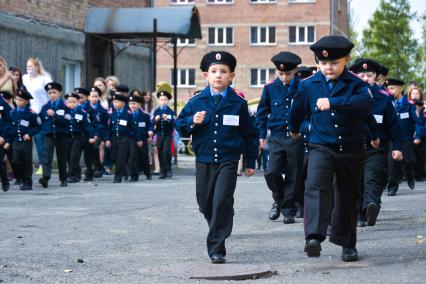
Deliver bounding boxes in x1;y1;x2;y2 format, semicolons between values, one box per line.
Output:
84;102;108;139
9;105;40;142
256;77;300;139
106;107;140;141
0;97;12;141
175;86;259;169
153;106;175;137
393;95;424;141
130;109;152;141
289;69;374;146
39;99;70;135
68;106;94;138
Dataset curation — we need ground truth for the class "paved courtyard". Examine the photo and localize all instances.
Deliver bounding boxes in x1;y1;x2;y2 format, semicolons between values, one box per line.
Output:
0;159;425;283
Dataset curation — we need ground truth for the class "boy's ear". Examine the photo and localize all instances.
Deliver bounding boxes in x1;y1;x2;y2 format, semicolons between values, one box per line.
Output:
229;72;235;81
202;71;209;79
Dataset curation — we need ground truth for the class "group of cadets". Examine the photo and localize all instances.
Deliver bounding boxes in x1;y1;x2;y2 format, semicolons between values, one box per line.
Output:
174;34;424;264
0;81;177;191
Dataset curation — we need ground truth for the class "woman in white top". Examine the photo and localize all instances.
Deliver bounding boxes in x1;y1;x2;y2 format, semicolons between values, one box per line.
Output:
22;57;52;173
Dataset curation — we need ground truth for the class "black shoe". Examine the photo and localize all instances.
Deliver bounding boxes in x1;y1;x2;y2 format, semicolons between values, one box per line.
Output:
39;178;48;188
416;177;424;182
20;184;32;191
60;181;68;187
166;172;173;178
68;177;79;183
283;215;295;224
304;239;321;257
14;179;22;185
113;179;122;183
407;180;415;190
387;190;397;196
357;220;366;227
124;175;129;181
146;175;152;180
342;247;359;262
210;253;226;264
93;171;103;178
366;203;379;226
295;210;304;219
268;201;281;220
83;176;93;181
2;183;9;192
159;175;166;179
129;177;138;182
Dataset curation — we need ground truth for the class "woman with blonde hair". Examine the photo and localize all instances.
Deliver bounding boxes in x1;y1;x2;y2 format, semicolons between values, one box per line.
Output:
93;77;110;110
0;56;13;93
22;57;52;174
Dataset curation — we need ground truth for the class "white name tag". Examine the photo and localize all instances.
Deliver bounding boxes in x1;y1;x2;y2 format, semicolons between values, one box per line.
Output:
374;115;383;124
0;106;3;110
119;119;127;126
400;112;409;119
167;114;172;119
56;109;65;116
138;122;146;128
223;115;239;126
20;120;29;127
75;114;83;121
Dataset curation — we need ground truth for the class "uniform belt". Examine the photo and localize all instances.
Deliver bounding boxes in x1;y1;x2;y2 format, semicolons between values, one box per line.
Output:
270;129;291;138
309;142;364;153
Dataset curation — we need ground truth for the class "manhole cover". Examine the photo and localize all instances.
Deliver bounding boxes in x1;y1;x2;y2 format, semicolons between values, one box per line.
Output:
190;263;273;280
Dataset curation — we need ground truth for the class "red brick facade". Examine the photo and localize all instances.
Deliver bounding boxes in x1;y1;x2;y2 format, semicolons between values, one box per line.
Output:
155;0;349;101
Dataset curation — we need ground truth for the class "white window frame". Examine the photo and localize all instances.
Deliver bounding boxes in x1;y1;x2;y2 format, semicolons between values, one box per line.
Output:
288;0;316;3
171;68;196;88
250;0;277;4
207;26;234;46
177;38;197;47
169;0;195;5
288;25;315;45
250;26;277;46
250;68;276;88
62;60;81;94
206;0;234;4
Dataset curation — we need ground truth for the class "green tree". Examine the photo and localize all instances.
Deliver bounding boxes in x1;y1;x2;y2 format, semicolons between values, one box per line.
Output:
416;13;426;88
361;0;419;82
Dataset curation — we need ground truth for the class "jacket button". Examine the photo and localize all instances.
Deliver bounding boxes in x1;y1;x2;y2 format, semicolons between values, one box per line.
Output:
214;131;217;134
331;113;335;116
215;123;218;126
214;158;218;162
215;154;218;157
334;124;338;128
338;136;342;139
213;140;217;143
216;115;219;118
214;148;217;151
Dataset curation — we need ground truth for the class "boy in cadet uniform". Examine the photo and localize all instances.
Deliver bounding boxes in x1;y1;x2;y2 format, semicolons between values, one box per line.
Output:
349;58;403;227
175;51;258;264
6;89;41;190
0;91;12;192
84;87;109;180
153;90;175;179
38;82;71;188
128;95;153;181
376;64;389;90
289;36;374;262
385;79;423;196
105;93;139;183
75;87;90;108
256;51;304;224
65;92;95;183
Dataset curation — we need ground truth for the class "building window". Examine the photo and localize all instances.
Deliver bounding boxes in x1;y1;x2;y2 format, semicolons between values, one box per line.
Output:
62;61;81;93
289;26;315;44
207;0;234;4
288;0;316;3
250;26;276;45
169;0;195;4
208;27;233;46
171;68;196;88
250;68;276;87
250;0;277;3
177;38;196;46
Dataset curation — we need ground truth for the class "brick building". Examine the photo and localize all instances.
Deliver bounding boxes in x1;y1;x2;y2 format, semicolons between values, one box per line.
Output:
155;0;349;101
0;0;153;93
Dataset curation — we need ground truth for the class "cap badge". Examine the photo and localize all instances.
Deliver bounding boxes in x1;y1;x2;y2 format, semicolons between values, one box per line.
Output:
363;63;368;70
215;53;221;60
322;50;328;58
48;84;52;89
280;64;284;70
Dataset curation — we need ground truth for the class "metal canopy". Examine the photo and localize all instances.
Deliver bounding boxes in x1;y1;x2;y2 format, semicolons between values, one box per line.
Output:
84;6;202;39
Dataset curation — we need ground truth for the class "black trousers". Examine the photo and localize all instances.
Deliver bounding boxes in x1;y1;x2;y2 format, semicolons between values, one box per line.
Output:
138;140;151;176
110;136;130;182
264;135;304;216
359;150;387;220
305;144;364;248
157;135;172;176
82;139;93;178
414;142;425;179
196;160;238;257
12;141;33;186
128;138;150;179
42;134;71;182
5;144;17;179
0;145;9;185
294;153;309;210
387;141;415;192
68;135;85;180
